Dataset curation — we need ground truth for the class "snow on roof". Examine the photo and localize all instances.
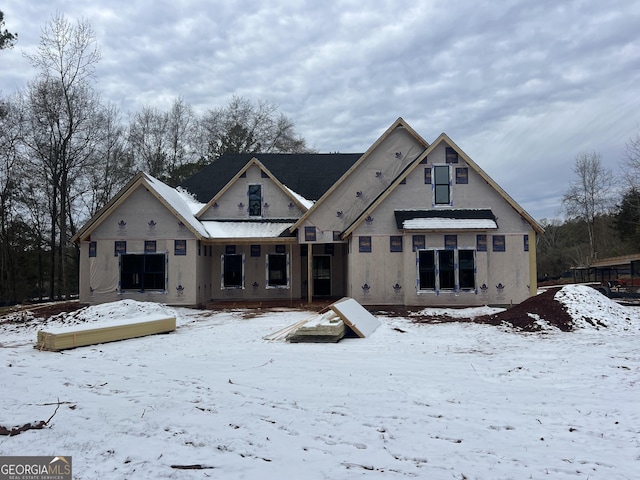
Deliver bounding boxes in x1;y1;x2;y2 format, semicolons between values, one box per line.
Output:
283;185;314;209
144;174;208;237
175;186;206;216
140;175;296;240
202;221;294;238
401;218;498;230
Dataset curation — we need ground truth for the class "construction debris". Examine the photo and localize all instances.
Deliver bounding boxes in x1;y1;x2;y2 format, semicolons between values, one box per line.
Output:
265;297;380;343
330;297;380;338
287;310;346;343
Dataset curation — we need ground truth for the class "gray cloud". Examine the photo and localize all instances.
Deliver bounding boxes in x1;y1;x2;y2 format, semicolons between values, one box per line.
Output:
2;0;639;221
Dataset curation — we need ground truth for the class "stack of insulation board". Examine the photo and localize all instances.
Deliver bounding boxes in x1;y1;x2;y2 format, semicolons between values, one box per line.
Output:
36;315;176;351
286;310;346;343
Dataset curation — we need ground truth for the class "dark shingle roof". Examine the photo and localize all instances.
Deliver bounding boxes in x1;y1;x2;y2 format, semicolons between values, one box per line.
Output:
180;153;363;203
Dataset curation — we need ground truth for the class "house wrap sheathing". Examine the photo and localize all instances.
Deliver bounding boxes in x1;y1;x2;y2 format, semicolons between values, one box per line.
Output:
73;118;543;307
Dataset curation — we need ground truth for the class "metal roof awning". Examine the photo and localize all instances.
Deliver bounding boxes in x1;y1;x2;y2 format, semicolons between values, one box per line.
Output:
394;209;498;231
202;220;296;241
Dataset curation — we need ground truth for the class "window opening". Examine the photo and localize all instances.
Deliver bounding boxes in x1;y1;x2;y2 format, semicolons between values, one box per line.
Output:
459;250;476;289
418;249;476;292
248;184;262;216
439;250;455;289
121;254;165;290
267;253;288;287
419;250;435;289
222;254;243;288
434;165;450;205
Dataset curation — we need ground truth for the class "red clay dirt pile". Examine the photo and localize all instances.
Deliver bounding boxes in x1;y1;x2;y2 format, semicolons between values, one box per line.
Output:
476;287;574;331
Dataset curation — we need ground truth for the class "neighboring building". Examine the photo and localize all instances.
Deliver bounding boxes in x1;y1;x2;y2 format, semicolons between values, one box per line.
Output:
572;253;640;285
72;118;543;307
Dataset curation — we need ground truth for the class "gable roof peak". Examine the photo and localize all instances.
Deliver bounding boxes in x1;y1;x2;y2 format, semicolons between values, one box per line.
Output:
196;156;313;217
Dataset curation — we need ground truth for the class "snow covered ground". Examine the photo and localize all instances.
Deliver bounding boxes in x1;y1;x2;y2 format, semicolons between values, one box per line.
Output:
1;286;639;479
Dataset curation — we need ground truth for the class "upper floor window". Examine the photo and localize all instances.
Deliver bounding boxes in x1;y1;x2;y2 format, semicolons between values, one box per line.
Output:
455;167;468;184
248;184;262;217
433;165;451;205
446;147;459;164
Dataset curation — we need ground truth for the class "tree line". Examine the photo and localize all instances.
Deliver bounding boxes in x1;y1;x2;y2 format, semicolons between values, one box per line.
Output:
539;139;640;282
0;13;312;304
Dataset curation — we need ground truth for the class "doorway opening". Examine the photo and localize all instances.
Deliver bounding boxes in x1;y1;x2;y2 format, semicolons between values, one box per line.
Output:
312;255;331;296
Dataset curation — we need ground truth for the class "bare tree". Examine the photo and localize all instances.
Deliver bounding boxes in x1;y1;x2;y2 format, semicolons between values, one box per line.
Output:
0;94;25;301
166;98;198;174
128;105;169;178
562;151;613;264
620;131;640;190
199;96;313;160
624;132;640;173
21;14;102;300
129;97;231;184
82;103;134;216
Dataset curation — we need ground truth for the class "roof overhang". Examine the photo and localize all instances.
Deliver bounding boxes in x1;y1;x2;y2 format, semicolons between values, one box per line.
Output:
201;220;296;241
394;209;498;231
71;172;207;243
590;253;640;269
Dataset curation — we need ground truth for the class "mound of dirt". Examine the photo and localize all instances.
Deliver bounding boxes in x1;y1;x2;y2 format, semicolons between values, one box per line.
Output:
1;301;85;324
476;287;574;331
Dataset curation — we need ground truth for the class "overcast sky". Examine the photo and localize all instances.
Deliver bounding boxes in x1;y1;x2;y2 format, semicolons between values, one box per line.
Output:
2;0;639;221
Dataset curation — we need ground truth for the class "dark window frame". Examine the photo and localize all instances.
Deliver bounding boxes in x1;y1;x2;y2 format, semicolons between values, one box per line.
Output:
493;235;506;252
174;240;187;256
222;254;244;288
445;147;459;164
444;234;457;250
390;236;403;252
455;167;468;184
417;249;476;292
439;250;455;289
433;165;451;205
476;234;487;252
359;236;372;253
458;249;476;290
120;253;166;291
266;253;289;288
304;226;317;242
412;234;425;251
114;240;126;256
418;250;436;290
248;184;262;217
144;240;156;254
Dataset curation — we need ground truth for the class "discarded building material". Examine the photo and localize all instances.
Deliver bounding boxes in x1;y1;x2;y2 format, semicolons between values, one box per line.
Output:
263;317;315;342
287;310;346;343
265;297;380;343
37;316;176;351
330;297;380;338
